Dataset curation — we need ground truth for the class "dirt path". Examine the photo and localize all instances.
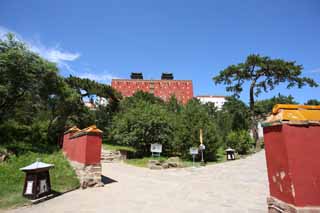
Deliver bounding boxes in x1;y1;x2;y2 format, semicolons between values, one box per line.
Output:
7;151;268;213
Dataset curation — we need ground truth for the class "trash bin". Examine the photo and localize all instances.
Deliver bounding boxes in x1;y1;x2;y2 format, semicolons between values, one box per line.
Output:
225;148;235;160
262;104;320;212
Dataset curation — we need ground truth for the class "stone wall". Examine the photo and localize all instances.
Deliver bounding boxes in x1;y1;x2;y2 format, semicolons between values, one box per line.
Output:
267;196;320;213
68;160;103;189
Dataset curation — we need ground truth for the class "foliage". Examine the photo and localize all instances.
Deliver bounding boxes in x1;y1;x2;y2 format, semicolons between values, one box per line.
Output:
0;33;58;122
110;94;223;160
226;130;254;155
0;151;79;209
0;33;119;152
174;99;221;161
255;93;298;116
305;99;320;105
102;143;136;153
221;96;250;131
213;54;318;148
111;98;173;157
65;75;120;101
125;157;168;168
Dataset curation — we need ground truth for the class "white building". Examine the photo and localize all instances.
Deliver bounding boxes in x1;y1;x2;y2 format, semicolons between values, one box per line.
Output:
196;95;227;110
95;96;108;107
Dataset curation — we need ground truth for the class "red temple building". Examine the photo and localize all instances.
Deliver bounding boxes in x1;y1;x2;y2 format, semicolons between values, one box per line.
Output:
111;73;194;104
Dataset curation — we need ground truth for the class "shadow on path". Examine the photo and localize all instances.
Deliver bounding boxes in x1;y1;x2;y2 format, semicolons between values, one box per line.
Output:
101;175;118;185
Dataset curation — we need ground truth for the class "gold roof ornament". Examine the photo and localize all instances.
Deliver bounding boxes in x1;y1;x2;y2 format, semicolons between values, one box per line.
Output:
64;126;81;134
70;125;103;138
80;125;103;134
263;104;320;126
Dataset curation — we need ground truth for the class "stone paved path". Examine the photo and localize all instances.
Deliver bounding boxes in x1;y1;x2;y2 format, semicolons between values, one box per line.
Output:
7;151;268;213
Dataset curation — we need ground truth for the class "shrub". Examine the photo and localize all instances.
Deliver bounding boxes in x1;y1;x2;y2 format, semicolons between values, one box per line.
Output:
226;130;253;155
111;100;173;157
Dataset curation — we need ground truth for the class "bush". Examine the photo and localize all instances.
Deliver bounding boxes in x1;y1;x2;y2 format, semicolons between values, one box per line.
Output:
174;99;221;161
110;95;222;161
226;130;253;155
111;100;173;157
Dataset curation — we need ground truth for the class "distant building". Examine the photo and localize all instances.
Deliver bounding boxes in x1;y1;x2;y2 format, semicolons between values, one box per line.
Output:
95;96;108;107
196;95;227;110
83;96;109;111
111;73;194;104
84;101;97;111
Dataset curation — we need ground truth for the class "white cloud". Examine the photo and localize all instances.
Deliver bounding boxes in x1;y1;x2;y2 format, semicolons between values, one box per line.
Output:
310;67;320;73
0;26;80;72
78;72;120;84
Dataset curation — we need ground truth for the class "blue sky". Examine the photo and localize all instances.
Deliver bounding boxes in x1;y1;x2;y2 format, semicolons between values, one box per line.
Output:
1;0;319;104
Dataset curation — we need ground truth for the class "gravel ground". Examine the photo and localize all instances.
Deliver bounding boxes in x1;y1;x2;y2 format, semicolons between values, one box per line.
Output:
6;151;269;213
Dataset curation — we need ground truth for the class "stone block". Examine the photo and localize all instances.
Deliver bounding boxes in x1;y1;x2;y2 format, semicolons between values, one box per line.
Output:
267;196;320;213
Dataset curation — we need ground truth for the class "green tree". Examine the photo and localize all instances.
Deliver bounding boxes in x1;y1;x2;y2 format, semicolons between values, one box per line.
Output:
65;75;120;101
176;99;221;160
213;54;318;149
221;96;250;131
305;99;320;105
0;33;58;122
65;75;122;138
0;33;95;151
226;130;254;155
111;99;173;157
166;95;182;113
255;93;297;116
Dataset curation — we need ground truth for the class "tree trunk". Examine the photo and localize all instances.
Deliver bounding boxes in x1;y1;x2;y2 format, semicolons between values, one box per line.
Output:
249;82;260;151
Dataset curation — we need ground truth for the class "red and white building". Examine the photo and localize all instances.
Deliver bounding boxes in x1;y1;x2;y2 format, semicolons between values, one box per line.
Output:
111;73;193;105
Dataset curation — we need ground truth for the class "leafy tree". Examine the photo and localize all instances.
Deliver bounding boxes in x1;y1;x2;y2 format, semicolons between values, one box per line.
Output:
305;99;320;105
203;102;218;117
213;54;318;148
221;96;250;131
176;99;221;160
65;75;122;139
255;93;298;116
0;33;97;152
0;33;59;122
111;99;173;157
65;75;120;101
226;130;254;155
120;90;164;110
166;95;182;113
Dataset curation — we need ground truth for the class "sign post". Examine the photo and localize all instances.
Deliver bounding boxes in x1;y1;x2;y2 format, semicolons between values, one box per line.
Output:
150;143;162;158
189;147;198;168
199;129;205;166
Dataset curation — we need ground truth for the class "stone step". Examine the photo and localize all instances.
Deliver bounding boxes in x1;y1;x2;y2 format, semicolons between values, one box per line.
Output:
101;149;123;163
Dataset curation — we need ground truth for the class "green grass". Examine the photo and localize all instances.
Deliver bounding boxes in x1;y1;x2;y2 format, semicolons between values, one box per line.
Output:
125;156;210;168
102;144;136;153
124;147;233;168
216;146;227;162
125;157;167;167
0;151;79;210
125;156;212;168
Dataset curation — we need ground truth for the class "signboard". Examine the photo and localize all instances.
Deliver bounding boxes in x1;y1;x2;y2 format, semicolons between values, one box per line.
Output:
199;144;206;150
189;147;198;155
25;181;33;195
39;179;48;194
150;143;162;153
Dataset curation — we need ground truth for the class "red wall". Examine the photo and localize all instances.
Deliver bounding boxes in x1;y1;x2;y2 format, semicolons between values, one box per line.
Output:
111;79;193;104
264;124;320;207
63;133;102;165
